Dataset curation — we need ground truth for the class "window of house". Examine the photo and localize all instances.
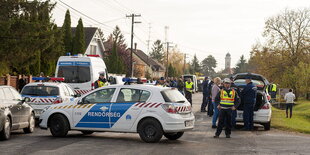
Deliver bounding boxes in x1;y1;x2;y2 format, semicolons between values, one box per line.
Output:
90;45;97;55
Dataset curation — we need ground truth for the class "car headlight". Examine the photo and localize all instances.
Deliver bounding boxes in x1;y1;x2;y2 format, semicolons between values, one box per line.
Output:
42;106;51;113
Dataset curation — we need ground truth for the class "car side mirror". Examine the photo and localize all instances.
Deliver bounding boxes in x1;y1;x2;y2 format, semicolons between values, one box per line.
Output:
19;97;30;105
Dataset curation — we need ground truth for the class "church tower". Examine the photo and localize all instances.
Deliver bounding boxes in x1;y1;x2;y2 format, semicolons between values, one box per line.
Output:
225;52;231;70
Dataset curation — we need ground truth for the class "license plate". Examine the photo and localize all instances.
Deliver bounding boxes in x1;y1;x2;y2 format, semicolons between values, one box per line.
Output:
185;120;193;127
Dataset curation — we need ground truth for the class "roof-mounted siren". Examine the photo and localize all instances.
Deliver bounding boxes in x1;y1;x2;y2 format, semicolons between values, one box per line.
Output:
87;54;100;57
122;77;137;85
32;77;65;82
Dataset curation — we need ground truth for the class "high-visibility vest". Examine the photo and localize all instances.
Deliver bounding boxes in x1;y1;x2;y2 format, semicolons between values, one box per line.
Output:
97;81;108;88
220;89;235;106
185;82;193;92
271;84;277;92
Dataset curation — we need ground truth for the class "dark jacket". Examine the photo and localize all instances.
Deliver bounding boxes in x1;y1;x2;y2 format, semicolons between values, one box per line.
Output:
241;82;257;104
215;87;240;108
177;80;184;91
202;80;210;95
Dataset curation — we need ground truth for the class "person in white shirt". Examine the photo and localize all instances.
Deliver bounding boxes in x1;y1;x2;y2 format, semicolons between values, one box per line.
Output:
284;89;296;118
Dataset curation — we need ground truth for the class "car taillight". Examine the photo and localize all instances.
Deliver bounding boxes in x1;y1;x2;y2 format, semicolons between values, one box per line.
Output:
261;104;270;109
91;83;94;90
161;104;177;114
267;95;271;101
53;98;63;104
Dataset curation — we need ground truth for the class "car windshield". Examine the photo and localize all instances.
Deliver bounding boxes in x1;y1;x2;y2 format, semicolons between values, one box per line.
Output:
21;86;59;96
57;66;91;83
161;89;187;103
234;79;265;88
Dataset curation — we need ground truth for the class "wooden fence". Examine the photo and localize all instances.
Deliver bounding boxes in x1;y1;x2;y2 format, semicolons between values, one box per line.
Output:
0;75;32;92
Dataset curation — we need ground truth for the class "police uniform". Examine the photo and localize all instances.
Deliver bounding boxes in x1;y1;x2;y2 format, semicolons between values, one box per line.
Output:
185;81;194;105
241;80;257;130
214;86;240;138
94;78;108;89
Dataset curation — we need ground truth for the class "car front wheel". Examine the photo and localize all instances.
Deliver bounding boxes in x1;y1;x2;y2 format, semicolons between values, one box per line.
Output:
138;118;163;143
164;132;184;140
49;114;69;137
24;113;35;133
0;116;11;140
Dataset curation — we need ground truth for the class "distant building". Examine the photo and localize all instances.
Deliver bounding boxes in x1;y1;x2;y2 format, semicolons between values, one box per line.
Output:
224;52;233;74
71;27;105;59
130;49;166;78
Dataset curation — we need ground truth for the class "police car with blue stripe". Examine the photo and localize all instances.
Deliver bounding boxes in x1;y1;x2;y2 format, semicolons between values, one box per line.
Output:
39;82;195;143
21;77;78;118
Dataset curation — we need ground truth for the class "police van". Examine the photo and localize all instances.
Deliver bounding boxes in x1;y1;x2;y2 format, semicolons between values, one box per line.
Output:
55;55;108;95
39;84;195;143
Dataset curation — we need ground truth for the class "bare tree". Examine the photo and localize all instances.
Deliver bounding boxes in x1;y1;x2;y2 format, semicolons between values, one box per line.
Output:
263;8;310;65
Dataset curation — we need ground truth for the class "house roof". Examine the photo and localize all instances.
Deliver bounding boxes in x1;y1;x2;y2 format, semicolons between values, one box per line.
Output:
130;49;165;71
71;27;98;48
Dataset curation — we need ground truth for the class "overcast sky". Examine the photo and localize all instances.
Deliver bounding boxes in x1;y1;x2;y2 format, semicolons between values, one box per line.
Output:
52;0;310;71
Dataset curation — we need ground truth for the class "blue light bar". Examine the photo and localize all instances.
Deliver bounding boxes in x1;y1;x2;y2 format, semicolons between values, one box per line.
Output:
122;78;137;83
32;77;47;81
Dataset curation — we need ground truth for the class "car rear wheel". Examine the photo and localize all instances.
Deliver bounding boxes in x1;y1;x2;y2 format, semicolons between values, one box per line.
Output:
49;114;69;137
263;121;271;130
164;132;184;140
24;113;35;133
0;116;11;140
138;118;163;143
81;131;94;135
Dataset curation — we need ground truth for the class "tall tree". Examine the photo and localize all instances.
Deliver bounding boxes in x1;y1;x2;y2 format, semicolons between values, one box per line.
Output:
105;26;126;74
201;55;217;76
190;54;200;74
62;9;72;54
234;55;248;73
0;0;60;75
150;40;164;63
248;8;310;97
72;18;85;55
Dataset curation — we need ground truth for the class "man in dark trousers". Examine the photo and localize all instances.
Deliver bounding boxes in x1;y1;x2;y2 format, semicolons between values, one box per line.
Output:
214;78;240;138
201;77;210;112
185;78;194;105
241;76;257;131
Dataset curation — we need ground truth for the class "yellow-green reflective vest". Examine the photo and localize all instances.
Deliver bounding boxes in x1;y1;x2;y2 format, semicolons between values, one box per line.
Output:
97;81;108;88
220;89;235;106
185;82;193;92
271;84;277;92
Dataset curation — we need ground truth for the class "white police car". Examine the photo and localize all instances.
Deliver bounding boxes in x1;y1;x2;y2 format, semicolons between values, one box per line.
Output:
21;77;78;118
39;84;194;143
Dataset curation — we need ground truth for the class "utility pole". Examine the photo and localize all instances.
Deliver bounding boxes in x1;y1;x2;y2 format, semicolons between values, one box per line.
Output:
183;53;187;74
126;14;141;77
147;23;151;54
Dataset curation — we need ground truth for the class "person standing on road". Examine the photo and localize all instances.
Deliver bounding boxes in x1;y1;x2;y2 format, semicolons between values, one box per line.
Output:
214;78;240;138
241;76;257;131
284;89;295;118
207;80;214;117
201;77;210;112
94;71;108;89
211;77;222;128
230;77;240;129
185;78;194;105
177;77;185;95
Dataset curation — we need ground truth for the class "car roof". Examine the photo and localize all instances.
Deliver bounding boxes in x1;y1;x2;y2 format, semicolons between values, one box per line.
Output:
98;84;171;91
24;82;65;87
0;85;13;88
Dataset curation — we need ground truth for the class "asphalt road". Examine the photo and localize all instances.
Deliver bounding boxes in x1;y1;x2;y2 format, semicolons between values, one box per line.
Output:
1;93;310;155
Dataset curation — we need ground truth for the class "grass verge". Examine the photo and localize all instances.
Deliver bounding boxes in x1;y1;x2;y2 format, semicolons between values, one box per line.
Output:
271;99;310;134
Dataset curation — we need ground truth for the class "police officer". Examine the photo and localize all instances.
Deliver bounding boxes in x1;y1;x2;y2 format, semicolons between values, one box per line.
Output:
94;71;108;89
185;78;194;106
214;78;240;138
201;77;210;112
267;82;277;103
241;76;257;131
